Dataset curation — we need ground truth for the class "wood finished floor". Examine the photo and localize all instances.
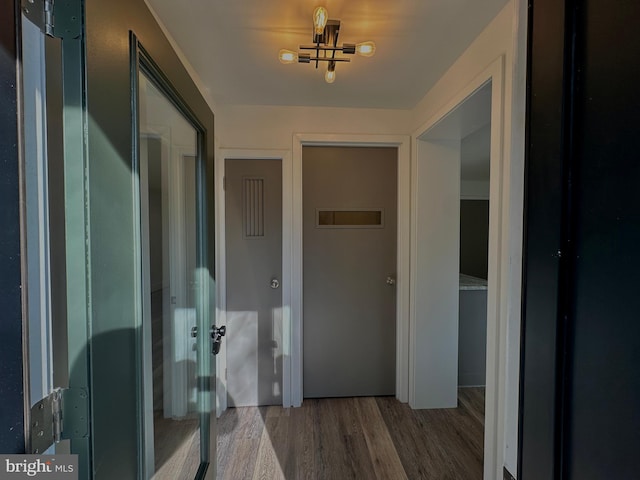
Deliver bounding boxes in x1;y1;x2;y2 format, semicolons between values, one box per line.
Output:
217;387;484;480
153;414;200;480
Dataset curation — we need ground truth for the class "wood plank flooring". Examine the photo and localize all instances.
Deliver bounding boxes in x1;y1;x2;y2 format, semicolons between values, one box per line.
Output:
153;414;200;480
217;387;484;480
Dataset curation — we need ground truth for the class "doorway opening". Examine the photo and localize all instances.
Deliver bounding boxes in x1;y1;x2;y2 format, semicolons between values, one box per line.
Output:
411;57;511;478
411;80;492;476
411;81;492;403
458;110;491;393
455;83;492;403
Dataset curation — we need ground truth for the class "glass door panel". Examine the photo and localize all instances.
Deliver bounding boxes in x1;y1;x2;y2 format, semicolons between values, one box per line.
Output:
138;71;205;479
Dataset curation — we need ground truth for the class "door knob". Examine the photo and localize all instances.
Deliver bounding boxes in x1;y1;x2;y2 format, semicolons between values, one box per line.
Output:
270;278;280;289
210;325;226;355
386;276;396;286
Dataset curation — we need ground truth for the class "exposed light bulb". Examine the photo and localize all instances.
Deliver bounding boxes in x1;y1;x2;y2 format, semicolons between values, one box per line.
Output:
313;6;329;35
325;69;336;84
355;41;376;57
279;49;298;64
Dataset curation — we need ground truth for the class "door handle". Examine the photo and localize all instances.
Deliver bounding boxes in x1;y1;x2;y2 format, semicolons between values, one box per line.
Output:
210;325;226;355
270;278;280;289
386;276;396;286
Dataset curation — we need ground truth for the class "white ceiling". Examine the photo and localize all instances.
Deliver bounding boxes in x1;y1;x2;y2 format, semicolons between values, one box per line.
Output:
461;123;491;182
419;82;492;182
146;0;508;109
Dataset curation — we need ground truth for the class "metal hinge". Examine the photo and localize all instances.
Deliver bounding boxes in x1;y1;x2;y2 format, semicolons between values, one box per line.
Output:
22;0;82;39
29;388;89;454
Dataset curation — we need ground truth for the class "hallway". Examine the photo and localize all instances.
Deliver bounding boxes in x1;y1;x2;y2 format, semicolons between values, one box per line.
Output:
216;388;484;479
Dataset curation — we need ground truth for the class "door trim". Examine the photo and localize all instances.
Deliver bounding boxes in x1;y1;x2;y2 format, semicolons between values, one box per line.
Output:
293;135;411;407
216;149;292;412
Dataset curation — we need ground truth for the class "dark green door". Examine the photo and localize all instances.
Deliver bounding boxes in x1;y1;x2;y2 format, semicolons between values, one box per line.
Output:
51;0;216;478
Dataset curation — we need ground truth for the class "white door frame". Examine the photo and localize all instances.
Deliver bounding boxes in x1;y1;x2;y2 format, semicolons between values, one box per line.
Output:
215;149;292;413
22;17;54;408
292;135;411;407
411;55;520;479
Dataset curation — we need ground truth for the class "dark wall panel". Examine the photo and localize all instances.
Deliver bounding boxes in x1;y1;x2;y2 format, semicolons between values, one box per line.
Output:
521;0;640;478
565;1;640;478
0;0;26;454
459;200;489;279
519;0;567;476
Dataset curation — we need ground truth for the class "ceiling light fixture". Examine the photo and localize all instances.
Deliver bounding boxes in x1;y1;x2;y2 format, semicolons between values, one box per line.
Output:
278;6;376;84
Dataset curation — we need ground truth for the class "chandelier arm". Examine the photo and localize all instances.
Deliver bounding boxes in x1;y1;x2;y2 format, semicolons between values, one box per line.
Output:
300;45;356;54
308;57;350;63
331;25;339;62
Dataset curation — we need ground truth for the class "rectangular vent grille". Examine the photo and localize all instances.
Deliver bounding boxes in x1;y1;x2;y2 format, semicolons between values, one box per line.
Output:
243;178;264;237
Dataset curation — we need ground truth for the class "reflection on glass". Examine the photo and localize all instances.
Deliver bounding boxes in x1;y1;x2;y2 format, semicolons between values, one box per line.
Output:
139;71;201;479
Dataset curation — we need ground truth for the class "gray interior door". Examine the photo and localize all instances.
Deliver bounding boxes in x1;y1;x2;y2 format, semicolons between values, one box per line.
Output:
225;159;283;406
303;146;397;398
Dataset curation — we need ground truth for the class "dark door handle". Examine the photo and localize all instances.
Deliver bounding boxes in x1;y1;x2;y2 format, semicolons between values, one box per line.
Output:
210;325;226;355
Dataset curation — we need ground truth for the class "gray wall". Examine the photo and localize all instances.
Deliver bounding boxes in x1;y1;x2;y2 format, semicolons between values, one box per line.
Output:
459;199;489;279
458;290;487;387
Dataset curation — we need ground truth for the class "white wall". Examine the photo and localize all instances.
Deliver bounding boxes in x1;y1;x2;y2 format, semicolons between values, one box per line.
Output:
217;105;412;150
411;139;461;409
412;2;514;128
